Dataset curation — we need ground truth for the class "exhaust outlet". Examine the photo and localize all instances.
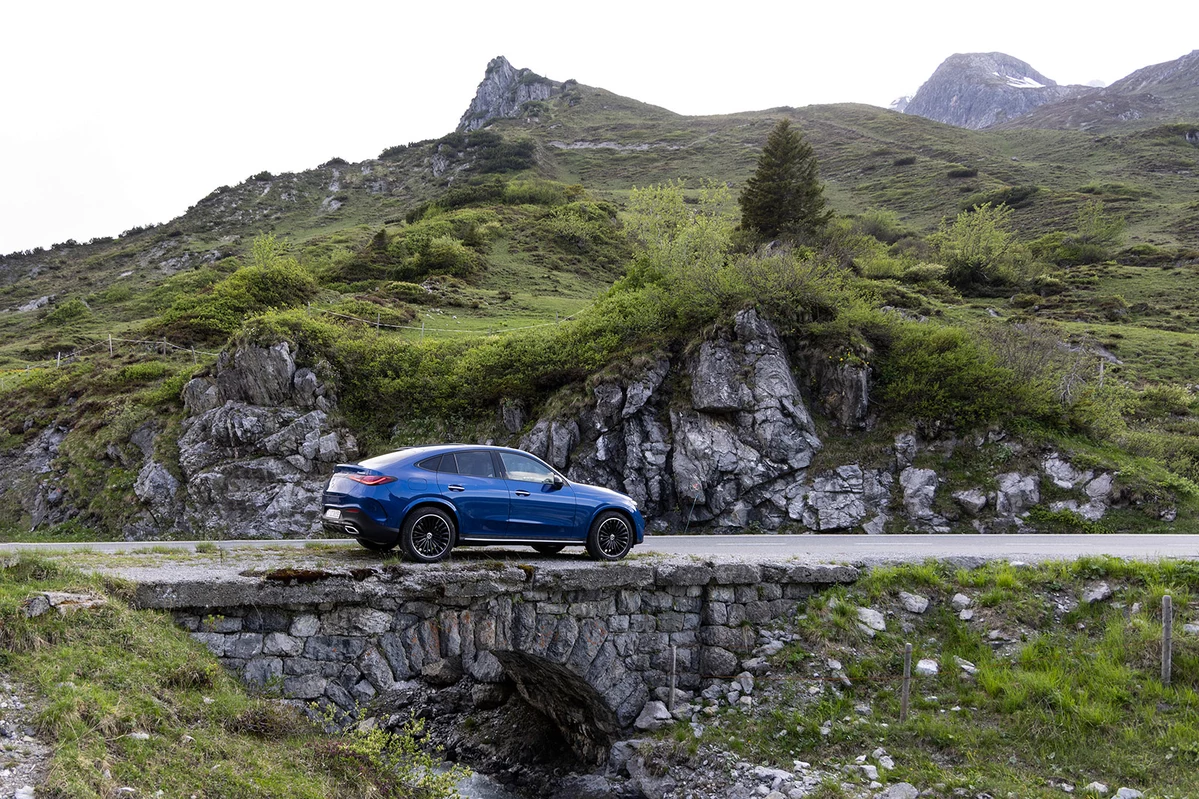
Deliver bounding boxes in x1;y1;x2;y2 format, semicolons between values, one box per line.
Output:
344;525;360;536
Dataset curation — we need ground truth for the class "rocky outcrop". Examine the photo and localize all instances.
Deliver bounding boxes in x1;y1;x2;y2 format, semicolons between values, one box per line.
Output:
523;310;824;531
459;56;560;131
127;342;357;539
904;52;1092;129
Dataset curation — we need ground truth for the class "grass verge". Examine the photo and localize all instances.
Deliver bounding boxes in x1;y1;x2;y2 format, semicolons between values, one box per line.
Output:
0;556;460;798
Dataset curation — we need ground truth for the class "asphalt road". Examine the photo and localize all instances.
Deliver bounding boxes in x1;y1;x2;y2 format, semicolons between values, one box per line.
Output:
4;534;1199;564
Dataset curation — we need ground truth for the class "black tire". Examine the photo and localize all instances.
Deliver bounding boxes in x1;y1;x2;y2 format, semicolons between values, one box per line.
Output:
531;543;566;555
401;507;456;563
586;511;633;561
355;538;397;553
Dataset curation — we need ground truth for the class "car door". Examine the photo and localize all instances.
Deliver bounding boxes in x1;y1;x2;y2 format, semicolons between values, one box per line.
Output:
498;451;577;540
433;451;511;538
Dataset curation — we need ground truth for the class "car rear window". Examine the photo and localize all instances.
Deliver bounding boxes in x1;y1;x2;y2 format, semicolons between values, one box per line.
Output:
417;455;442;472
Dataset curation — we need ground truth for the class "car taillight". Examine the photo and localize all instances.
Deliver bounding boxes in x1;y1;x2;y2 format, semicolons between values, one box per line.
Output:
346;474;397;486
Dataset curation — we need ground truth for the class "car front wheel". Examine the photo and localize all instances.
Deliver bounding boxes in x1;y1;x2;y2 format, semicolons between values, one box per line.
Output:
586;511;633;561
402;507;456;563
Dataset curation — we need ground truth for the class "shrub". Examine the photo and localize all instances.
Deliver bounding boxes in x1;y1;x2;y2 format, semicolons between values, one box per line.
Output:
947;166;978;178
853;208;910;244
929;203;1019;288
892;155;917;166
874;322;1031;429
900;263;947;284
964;184;1039;210
151;238;319;344
41;298;92;326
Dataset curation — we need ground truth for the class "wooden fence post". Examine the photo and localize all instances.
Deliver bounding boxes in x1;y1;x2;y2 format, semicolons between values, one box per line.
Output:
900;642;913;722
1163;595;1174;686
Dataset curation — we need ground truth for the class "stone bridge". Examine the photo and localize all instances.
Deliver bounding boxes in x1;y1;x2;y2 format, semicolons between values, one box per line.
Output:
132;558;858;761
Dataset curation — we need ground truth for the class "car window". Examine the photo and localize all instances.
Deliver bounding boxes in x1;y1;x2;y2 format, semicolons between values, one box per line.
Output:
417;455;442;472
455;450;496;478
500;452;555;483
437;454;459;474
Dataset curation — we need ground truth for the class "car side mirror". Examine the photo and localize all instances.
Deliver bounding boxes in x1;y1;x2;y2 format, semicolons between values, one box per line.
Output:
549;474;564;489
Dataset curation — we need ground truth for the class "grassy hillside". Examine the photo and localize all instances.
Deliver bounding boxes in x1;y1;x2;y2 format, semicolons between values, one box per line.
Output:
1;74;1199;539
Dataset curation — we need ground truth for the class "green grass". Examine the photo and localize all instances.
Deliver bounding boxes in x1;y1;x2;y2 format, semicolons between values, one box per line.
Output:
0;556;460;798
703;559;1199;797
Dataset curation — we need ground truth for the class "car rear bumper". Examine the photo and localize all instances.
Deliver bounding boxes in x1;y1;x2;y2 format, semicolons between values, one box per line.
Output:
321;506;399;546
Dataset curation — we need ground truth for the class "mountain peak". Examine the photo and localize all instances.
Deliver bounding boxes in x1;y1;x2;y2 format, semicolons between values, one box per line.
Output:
458;56;560;131
904;52;1090;129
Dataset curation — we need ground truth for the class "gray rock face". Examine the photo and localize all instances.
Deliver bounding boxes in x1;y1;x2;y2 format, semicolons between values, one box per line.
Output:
459;56;559;131
167;343;357;538
526;309;822;531
905;52;1092;129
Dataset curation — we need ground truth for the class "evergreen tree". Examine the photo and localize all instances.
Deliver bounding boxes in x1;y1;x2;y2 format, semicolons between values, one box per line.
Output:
738;118;830;241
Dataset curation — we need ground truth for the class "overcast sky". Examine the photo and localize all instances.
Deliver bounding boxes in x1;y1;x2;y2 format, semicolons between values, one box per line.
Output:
2;1;1195;254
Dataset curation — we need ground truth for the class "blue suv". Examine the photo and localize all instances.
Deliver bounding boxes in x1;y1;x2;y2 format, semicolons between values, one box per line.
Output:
321;444;645;561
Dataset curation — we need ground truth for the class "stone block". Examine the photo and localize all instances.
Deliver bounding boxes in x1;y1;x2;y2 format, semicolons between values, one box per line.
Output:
190;632;228;657
439;610;461;657
304;635;366;662
735;586;758;603
702;602;728;625
617;590;642;614
290;614;319;638
358;647;397;691
701;647;739;677
467;651;506;683
567;618;609;673
607;614;630;633
707;586;735;603
629;614;656;632
226;633;263;659
713;563;762;585
202;615;243;634
745;601;773;624
284;674;326;700
655;611;686;633
671;596;702;613
514;603;537;651
379;632;412;680
757;584;782;601
262;632;303;657
243;657;283;688
242;609;291;633
547;616;580;664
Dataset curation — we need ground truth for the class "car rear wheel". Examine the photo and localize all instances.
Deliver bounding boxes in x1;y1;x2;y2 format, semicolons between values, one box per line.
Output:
356;538;397;553
402;507;456;563
531;543;566;555
586;511;633;561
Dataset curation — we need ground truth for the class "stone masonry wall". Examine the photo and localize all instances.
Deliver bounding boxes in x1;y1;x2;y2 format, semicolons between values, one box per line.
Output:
135;559;857;760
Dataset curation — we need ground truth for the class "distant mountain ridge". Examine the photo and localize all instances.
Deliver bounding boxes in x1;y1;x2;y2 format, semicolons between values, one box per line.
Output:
903;52;1092;129
995;49;1199;131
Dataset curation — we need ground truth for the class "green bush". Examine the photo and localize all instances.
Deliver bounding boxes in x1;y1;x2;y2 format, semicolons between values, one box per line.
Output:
151;240;319;344
853;208;910;244
41;298;92;326
963;184;1039;211
892;155;917;166
947;166;979;178
900;263;947;284
930;203;1020;288
874;322;1031;429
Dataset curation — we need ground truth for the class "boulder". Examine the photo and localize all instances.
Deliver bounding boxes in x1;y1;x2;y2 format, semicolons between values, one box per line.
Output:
995;472;1039;516
898;592;929;614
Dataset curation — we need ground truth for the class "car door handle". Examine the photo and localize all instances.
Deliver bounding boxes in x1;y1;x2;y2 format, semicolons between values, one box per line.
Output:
514;490;531;497
447;485;466;492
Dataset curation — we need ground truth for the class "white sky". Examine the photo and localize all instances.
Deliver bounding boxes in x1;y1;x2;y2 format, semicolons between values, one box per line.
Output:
1;0;1195;254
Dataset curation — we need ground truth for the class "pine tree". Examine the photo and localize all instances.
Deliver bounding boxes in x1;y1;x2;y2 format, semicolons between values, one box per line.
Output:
738;118;830;241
